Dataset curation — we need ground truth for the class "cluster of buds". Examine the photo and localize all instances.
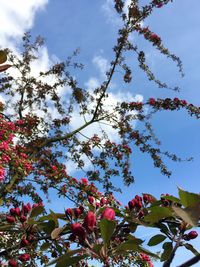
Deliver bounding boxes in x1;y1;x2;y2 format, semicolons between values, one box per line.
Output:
136;26;161;46
6;202;43;224
69;207;115;243
8;253;30;266
147;97;200;118
129;101;143;111
148;97;187;110
152;0;171;8
127;194;155;218
140;253;154;267
0;116;34;182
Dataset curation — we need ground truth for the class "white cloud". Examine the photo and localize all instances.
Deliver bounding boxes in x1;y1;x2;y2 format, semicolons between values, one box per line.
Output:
102;0;121;25
0;1;67;121
102;0;131;25
66;90;143;174
85;77;100;90
0;0;48;49
93;55;110;78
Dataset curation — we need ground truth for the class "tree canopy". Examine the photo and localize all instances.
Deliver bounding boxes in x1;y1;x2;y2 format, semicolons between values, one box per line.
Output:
0;1;200;266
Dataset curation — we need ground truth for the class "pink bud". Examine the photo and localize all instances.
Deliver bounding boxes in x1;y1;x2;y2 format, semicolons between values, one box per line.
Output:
20;215;27;223
187;231;198;240
22;203;31;215
65;208;73;218
20;238;30;247
18;253;30;262
71;223;86;242
101;207;115;220
74;208;82;218
6;216;15;223
149;98;156;106
128;199;136;210
8;259;18;267
88;196;94;204
83;211;96;231
10;207;21;216
100;198;107;206
80;178;88;185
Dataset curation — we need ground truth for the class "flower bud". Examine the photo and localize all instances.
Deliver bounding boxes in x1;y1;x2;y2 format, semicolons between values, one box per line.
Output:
128;199;136;210
6;215;15;223
19;215;27;223
65;208;73;218
83;211;96;231
80;178;88;185
22;203;31;215
71;223;86;242
100;198;107;206
101;207;115;220
8;259;18;267
20;238;30;247
18;253;30;262
74;208;82;218
88;196;94;204
187;231;198;240
10;207;21;217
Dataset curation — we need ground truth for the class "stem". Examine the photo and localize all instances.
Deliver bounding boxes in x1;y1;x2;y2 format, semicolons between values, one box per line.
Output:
163;242;179;267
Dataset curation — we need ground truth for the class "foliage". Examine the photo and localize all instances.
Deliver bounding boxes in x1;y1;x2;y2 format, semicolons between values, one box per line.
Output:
0;0;200;266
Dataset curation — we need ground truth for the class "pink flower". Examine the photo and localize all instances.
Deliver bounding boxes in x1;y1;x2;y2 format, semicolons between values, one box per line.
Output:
0;168;5;182
80;178;88;185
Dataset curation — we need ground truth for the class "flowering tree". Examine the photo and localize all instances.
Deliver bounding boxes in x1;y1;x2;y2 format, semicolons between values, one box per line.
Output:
0;0;200;266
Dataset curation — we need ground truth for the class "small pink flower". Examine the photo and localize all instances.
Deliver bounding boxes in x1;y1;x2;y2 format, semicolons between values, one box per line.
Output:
80;178;88;185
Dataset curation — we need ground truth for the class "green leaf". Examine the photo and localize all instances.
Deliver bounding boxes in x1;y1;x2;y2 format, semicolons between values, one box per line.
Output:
56;255;87;267
39;220;57;234
115;239;143;252
163;195;181;204
147;234;167;246
0;50;7;64
115;240;159;259
178;188;200;208
144;206;173;224
99;219;116;246
184;243;200;256
161;242;173;262
30;206;44;218
46;249;85;267
172;204;200;226
139;247;160;259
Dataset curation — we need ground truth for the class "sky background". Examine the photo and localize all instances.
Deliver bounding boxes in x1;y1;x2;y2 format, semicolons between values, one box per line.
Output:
1;0;200;266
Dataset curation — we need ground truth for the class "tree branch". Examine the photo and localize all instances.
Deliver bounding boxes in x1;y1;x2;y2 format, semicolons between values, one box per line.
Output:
177;254;200;267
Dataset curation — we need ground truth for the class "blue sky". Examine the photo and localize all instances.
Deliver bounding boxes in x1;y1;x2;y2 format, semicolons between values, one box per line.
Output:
1;0;200;266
